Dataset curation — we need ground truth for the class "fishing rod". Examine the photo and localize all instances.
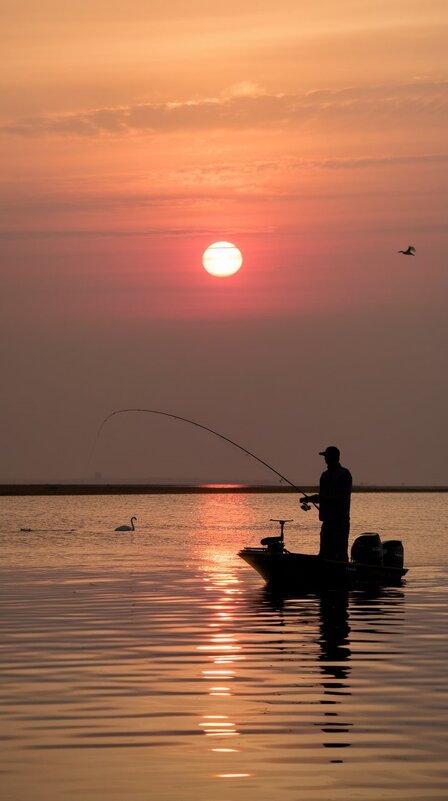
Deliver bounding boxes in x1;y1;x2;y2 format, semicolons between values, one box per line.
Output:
90;408;317;510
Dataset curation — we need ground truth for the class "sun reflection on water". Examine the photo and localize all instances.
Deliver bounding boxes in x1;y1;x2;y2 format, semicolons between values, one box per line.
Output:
197;565;244;749
194;501;252;780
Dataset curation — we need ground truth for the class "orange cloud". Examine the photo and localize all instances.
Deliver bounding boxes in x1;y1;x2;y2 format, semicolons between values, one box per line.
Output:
3;80;447;137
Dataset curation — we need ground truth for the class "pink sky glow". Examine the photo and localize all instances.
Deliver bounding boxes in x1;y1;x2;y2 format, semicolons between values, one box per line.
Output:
1;1;447;483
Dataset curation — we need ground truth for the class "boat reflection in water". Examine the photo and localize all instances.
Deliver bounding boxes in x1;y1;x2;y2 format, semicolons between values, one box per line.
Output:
259;588;353;759
246;584;405;766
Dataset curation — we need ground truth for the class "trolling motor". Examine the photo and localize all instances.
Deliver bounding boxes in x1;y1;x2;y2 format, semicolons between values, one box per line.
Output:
260;519;293;553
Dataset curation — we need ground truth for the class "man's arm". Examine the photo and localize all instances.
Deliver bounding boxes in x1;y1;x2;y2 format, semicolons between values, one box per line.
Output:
301;493;319;504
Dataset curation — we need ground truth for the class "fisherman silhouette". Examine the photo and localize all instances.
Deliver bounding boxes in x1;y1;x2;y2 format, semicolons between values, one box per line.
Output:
301;446;352;562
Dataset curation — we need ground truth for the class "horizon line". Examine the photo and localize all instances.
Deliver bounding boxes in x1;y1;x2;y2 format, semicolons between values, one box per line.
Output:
1;483;447;496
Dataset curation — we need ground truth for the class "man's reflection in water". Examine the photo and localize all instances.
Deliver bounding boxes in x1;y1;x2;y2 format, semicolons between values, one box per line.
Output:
317;590;352;759
318;588;406;760
318;590;351;682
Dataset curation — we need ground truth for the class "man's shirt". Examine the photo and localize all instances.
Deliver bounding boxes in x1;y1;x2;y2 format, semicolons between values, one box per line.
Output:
318;465;352;523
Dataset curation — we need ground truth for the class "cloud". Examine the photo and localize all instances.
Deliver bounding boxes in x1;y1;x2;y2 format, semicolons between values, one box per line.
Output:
171;153;448;182
0;224;274;241
1;150;446;237
295;153;448;170
2;80;447;137
222;81;267;98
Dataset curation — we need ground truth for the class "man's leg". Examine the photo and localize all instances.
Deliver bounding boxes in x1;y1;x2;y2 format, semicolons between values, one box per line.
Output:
319;522;332;559
319;522;349;561
335;523;349;562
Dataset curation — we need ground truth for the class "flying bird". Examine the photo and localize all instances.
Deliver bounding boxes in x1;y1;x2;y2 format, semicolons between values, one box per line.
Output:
398;246;416;255
115;516;137;532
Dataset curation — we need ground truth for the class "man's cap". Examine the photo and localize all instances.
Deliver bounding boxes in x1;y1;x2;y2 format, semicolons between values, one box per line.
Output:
319;445;340;458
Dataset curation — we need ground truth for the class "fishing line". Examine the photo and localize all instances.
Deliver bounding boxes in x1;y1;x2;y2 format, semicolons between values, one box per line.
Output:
90;408;317;509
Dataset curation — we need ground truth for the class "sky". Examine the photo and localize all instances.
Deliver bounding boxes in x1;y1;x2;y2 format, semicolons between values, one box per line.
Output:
1;0;447;485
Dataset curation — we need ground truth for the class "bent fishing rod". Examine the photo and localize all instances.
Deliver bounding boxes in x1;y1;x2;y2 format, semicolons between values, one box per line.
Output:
90;408;317;510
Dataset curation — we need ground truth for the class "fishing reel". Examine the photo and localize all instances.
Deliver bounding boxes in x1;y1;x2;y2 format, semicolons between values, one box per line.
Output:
300;502;311;512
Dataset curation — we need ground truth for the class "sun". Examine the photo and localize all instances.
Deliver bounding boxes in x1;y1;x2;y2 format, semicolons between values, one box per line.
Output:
202;242;243;277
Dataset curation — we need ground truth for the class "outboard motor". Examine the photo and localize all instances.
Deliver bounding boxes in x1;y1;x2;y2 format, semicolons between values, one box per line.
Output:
351;533;383;565
382;540;404;569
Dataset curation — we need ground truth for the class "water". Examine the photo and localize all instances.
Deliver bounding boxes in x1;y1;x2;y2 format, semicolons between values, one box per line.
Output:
0;492;447;801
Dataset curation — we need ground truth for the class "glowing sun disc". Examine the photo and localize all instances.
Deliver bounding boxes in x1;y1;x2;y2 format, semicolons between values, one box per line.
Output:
202;242;243;277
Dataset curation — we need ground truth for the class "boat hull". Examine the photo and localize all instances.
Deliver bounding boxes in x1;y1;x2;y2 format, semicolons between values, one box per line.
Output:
238;547;407;591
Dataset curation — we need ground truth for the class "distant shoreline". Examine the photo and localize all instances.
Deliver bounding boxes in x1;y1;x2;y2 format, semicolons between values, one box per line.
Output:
1;484;447;496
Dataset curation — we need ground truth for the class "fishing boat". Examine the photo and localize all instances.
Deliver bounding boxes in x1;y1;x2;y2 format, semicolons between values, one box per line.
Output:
94;408;408;593
238;519;407;591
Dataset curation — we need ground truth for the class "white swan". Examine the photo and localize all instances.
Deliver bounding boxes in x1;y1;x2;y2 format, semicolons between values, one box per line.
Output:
115;516;137;532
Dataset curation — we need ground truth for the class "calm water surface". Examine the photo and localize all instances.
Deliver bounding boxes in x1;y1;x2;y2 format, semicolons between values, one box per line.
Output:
0;493;447;801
